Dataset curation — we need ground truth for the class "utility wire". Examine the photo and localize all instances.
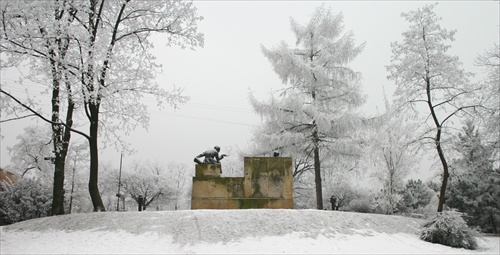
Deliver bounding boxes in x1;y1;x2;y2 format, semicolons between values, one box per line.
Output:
153;111;259;128
1;79;260;127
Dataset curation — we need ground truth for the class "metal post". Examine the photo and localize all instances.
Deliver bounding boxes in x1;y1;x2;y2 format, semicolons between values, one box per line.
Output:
116;153;123;211
69;161;77;214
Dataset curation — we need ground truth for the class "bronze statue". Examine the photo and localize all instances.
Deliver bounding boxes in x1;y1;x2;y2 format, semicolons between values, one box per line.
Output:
194;146;227;164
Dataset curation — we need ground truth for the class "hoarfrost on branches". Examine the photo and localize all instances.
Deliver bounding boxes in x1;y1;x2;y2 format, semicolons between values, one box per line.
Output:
1;0;204;212
386;3;482;212
251;5;365;209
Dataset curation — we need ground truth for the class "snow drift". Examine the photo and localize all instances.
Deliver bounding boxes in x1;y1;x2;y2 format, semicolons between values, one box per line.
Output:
1;209;498;254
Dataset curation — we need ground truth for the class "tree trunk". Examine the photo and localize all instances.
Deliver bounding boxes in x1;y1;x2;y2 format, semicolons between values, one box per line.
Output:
51;157;65;215
64;77;75;214
50;78;75;216
51;154;66;215
51;114;66;215
88;102;105;212
48;10;74;215
436;137;449;212
424;71;449;212
311;84;323;210
49;58;66;215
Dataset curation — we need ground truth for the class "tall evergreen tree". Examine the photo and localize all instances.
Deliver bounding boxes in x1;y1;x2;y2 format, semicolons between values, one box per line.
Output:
400;179;434;213
250;5;365;209
447;121;500;233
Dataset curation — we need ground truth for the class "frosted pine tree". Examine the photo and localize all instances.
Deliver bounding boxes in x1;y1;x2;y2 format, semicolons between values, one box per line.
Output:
250;6;365;209
400;179;434;213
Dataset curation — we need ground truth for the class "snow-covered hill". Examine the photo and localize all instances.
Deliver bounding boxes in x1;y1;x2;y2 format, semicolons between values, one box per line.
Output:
1;209;498;254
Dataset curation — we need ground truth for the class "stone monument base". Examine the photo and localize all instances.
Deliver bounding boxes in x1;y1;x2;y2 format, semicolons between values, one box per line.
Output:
191;157;293;209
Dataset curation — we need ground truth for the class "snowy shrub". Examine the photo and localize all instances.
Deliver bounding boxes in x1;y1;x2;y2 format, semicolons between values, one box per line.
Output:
0;178;52;225
348;198;372;213
420;210;479;250
372;192;404;215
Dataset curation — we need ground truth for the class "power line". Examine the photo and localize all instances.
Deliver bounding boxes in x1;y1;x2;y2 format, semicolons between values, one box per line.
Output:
153;111;259;128
184;103;253;114
1;79;260;126
139;93;254;114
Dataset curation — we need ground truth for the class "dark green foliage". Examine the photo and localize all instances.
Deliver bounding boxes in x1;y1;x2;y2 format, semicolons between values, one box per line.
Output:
0;178;52;225
420;210;478;250
399;179;434;212
446;121;500;233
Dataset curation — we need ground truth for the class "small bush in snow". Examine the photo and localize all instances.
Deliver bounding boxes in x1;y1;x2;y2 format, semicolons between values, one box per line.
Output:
348;198;372;213
420;210;478;250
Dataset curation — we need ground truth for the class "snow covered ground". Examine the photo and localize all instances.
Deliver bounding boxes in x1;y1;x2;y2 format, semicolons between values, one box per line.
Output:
1;209;498;254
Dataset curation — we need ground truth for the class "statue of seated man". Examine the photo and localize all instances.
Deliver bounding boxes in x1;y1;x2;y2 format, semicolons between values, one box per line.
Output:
194;145;227;164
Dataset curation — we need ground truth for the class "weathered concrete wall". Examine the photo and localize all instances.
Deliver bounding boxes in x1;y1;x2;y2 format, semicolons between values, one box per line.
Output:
191;157;293;209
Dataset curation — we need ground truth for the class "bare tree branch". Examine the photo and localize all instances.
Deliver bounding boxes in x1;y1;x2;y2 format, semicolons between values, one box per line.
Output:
0;88;90;140
0;114;36;123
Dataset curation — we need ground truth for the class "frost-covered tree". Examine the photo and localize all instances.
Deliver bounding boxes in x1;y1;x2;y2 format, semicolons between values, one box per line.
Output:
1;0;83;215
347;189;372;214
7;126;53;182
96;161;121;211
372;191;402;215
73;0;202;212
6;126;91;214
474;44;500;163
366;96;417;214
387;3;480;212
324;170;359;210
1;0;204;212
66;142;90;214
218;146;244;177
447;121;500;233
121;160;174;211
164;162;189;210
251;5;365;209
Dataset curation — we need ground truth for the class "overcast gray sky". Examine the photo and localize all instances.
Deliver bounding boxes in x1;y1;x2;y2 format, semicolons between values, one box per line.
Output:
1;1;499;176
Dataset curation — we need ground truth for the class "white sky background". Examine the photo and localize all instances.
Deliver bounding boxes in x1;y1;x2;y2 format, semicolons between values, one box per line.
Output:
0;1;499;178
